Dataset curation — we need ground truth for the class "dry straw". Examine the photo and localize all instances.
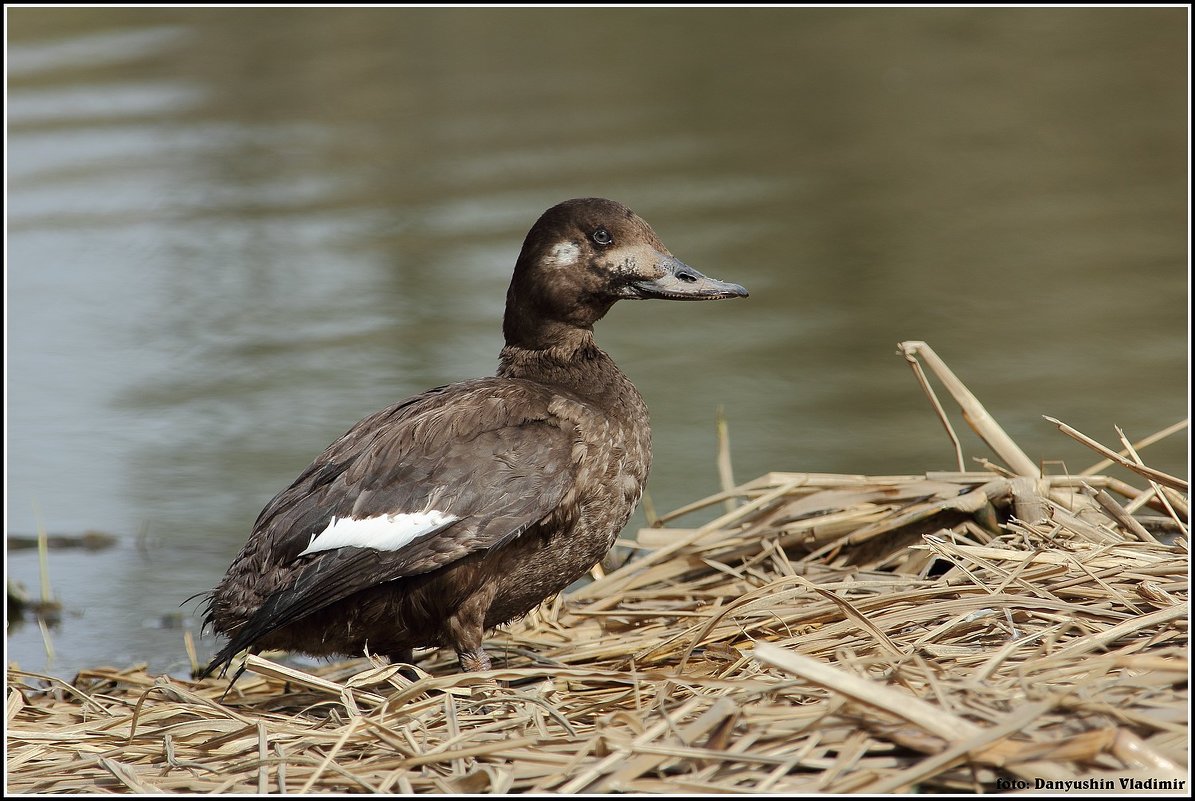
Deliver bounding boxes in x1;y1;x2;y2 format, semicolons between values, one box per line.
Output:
6;342;1188;793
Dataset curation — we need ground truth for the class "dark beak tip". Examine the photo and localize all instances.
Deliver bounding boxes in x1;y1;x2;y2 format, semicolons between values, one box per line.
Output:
706;279;748;300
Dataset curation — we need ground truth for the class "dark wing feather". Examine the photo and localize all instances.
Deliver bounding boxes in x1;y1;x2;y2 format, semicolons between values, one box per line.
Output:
203;379;581;676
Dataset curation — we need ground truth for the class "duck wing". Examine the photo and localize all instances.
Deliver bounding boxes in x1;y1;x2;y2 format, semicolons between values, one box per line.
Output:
202;378;582;676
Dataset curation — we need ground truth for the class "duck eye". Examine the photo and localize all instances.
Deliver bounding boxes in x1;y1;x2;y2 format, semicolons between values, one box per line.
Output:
591;227;613;247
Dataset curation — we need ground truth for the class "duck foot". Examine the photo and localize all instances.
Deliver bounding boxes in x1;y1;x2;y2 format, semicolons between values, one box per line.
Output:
456;646;491;673
455;646;503;711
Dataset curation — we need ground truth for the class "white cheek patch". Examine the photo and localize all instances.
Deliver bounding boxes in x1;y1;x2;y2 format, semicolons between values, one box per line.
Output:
299;510;458;556
544;242;580;267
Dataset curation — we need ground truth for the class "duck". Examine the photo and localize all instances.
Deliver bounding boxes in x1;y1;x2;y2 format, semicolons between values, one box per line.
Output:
199;197;747;679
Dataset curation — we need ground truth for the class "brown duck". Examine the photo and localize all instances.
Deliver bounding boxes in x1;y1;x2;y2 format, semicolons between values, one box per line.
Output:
200;197;747;678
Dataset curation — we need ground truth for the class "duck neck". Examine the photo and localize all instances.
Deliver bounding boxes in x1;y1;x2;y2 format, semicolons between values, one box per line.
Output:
497;329;639;409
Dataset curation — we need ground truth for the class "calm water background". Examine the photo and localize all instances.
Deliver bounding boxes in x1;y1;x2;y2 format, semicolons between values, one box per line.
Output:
6;7;1189;678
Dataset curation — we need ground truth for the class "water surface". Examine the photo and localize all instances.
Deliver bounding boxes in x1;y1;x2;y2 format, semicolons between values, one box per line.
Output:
7;7;1188;678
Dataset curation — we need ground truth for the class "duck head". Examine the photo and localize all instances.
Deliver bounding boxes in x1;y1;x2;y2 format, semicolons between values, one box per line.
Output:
504;198;748;349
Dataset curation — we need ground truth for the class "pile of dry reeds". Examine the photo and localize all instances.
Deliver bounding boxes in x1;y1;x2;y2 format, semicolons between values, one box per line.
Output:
6;343;1188;793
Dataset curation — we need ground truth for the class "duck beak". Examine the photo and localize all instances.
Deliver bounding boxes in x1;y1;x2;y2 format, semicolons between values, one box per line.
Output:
629;254;749;301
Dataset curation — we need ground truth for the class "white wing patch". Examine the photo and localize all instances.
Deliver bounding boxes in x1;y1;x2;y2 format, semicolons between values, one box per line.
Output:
299;510;459;556
544;242;580;267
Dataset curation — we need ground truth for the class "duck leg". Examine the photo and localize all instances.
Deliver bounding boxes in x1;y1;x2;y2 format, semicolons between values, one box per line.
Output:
387;647;420;681
447;588;495;672
449;605;501;711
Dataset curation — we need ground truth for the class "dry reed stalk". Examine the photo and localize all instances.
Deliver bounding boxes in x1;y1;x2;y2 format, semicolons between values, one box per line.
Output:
1043;416;1188;492
898;341;1039;478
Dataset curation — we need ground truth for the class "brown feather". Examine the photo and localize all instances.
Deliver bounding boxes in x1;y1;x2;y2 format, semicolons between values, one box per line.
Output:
199;198;745;678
